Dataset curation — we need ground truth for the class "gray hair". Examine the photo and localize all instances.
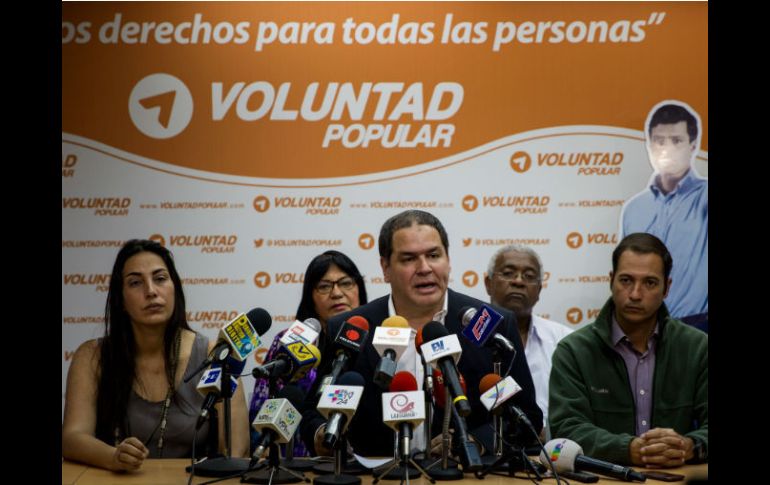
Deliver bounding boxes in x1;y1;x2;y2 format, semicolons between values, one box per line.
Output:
487;245;544;282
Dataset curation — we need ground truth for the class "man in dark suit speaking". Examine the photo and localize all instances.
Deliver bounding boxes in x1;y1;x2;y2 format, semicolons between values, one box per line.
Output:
299;210;542;458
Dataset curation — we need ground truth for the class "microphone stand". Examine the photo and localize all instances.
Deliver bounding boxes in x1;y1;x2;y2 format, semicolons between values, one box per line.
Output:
281;434;316;471
373;428;435;485
186;357;251;477
372;432;420;481
480;354;507;469
313;432;362;485
414;360;434;468
421;391;463;480
311;439;369;476
242;442;310;485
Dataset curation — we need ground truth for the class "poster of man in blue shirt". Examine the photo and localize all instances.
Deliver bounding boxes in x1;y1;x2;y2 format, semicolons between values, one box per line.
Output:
619;101;708;332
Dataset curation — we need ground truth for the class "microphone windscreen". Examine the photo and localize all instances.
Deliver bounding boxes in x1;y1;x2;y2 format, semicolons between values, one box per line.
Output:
303;318;321;332
432;368;467;407
389;371;418;392
276;384;305;408
479;373;503;394
540;438;582;472
422;321;449;342
247;308;272;335
347;315;370;330
382;315;409;328
458;306;476;327
338;371;366;386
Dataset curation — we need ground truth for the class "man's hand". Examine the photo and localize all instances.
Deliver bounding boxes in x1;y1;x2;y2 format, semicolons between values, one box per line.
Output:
633;428;694;468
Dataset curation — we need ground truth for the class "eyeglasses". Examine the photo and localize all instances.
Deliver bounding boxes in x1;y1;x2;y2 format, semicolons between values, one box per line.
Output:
315;277;356;294
494;269;540;285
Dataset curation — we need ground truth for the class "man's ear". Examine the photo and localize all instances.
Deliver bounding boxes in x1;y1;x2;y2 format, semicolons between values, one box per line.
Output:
663;277;672;299
380;256;390;283
483;273;493;296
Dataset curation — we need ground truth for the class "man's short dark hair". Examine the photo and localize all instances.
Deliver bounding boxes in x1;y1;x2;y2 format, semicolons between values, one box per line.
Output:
612;233;673;284
378;210;449;261
648;104;699;143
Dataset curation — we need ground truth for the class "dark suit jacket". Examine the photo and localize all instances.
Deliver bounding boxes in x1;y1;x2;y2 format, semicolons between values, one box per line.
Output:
298;288;543;457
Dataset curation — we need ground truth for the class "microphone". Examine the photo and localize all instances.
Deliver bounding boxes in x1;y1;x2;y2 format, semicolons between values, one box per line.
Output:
316;371;365;450
540;438;647;482
459;305;515;354
431;368;466;409
250;385;305;467
185;308;271;381
478;374;525;421
420;322;472;417
279;318;321;346
372;315;411;389
251;342;321;383
195;356;247;429
316;316;370;395
381;371;425;460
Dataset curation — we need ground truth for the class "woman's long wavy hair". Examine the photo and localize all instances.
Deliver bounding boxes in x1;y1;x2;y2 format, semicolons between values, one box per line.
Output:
94;239;191;444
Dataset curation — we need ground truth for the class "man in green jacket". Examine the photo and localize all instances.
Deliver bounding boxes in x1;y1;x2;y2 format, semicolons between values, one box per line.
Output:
549;233;707;468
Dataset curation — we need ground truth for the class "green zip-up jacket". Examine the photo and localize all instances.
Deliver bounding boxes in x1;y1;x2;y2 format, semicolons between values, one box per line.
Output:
549;298;708;465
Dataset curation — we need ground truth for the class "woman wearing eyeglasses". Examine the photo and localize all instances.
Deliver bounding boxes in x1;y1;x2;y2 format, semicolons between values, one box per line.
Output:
248;250;368;456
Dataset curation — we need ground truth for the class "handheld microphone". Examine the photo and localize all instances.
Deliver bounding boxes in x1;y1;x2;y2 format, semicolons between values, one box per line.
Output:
196;356;247;429
279;318;321;346
372;315;411;389
316;316;370;395
316;371;365;450
420;322;472;417
185;308;271;381
381;371;425;460
251;342;321;383
540;438;647;482
250;385;305;467
459;305;515;354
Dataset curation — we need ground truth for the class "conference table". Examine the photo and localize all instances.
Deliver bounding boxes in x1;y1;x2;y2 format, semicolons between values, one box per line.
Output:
62;459;708;484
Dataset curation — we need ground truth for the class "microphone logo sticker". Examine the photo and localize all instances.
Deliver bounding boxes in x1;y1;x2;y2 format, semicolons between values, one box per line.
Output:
487;381;507;400
431;340;445;352
328;389;356;405
345;329;360;341
390;394;416;414
471;308;491;340
548;441;565;462
203;369;221;384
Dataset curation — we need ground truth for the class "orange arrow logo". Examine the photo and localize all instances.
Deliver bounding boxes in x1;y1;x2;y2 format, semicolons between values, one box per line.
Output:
462;195;478;212
254;272;271;288
510;151;532;173
253;196;270;213
566;232;583;249
566;307;583;325
462;271;479;287
358;233;375;250
148;233;166;247
138;91;176;129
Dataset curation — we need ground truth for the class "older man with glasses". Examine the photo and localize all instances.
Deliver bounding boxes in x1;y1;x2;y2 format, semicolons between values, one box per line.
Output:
484;245;572;438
